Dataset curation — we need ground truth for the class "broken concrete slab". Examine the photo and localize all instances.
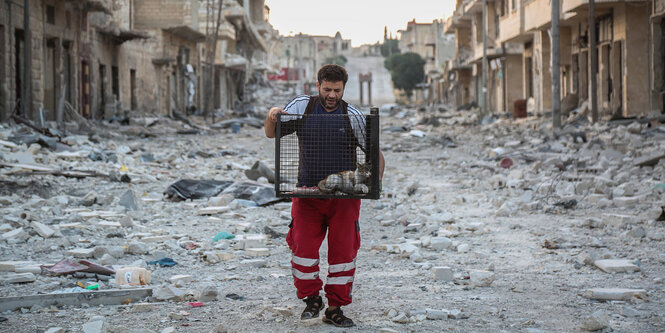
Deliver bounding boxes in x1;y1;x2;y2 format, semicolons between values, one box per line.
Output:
31;221;55;238
433;266;453;282
67;248;95;258
583;288;647;301
634;152;665;167
0;272;36;284
196;206;231;215
594;259;640;273
244;248;270;257
2;228;28;241
0;261;37;272
469;270;495;287
582;310;610;331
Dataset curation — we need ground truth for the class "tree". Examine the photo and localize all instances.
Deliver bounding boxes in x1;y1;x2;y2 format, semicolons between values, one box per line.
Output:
384;52;425;98
325;55;347;66
380;39;399;57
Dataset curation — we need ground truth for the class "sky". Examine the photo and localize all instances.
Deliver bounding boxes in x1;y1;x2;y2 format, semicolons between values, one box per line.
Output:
264;0;457;47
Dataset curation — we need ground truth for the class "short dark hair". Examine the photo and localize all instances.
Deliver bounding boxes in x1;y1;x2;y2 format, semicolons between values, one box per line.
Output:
317;64;348;86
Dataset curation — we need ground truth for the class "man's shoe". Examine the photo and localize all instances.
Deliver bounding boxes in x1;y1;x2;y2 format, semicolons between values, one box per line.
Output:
300;295;324;320
322;307;355;327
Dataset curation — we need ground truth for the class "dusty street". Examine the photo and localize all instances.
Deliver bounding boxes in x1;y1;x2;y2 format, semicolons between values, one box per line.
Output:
1;99;664;333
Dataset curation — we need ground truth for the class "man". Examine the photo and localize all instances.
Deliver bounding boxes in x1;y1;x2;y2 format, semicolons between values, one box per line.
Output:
265;64;385;327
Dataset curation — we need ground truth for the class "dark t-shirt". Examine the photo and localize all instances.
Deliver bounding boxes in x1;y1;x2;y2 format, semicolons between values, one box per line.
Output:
297;102;356;187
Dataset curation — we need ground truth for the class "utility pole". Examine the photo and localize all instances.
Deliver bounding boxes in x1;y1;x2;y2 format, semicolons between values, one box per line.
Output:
551;0;561;129
589;0;598;122
297;33;303;95
23;0;32;119
481;0;488;118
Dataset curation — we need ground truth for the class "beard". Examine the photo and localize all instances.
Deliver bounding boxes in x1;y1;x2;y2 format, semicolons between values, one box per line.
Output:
319;93;340;110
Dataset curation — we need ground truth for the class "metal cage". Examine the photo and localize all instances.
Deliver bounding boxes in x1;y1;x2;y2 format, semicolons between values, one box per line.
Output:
275;107;380;199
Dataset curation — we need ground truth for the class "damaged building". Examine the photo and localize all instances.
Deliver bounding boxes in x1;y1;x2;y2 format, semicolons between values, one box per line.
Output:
270;31;352;94
443;0;662;118
0;0;272;124
397;19;455;104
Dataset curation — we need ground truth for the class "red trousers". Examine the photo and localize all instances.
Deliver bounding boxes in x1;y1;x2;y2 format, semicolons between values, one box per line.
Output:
286;198;361;307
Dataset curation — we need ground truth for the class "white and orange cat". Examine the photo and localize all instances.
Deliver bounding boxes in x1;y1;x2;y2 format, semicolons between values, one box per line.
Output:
318;163;371;195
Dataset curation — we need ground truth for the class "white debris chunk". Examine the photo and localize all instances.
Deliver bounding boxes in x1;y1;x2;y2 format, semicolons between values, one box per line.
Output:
593;259;640;273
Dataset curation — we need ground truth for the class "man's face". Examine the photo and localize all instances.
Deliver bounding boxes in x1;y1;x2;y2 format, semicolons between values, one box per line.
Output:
316;80;345;111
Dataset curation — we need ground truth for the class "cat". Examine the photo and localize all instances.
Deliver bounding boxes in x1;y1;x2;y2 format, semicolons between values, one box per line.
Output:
318;163;371;195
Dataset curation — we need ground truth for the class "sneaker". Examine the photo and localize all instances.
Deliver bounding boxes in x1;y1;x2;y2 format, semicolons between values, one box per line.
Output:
322;307;355;327
300;295;323;320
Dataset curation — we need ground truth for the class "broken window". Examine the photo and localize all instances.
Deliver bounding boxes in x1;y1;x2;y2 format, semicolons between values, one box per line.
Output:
99;64;106;108
112;66;119;101
63;41;72;103
130;69;137;110
46;5;55;25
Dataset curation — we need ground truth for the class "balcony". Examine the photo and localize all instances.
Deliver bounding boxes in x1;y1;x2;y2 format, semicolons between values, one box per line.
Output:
524;0;552;32
499;7;525;43
563;0;648;14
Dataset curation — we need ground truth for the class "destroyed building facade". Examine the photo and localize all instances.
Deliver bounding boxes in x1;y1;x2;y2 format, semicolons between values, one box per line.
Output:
270;31;352;94
0;0;272;123
442;0;662;117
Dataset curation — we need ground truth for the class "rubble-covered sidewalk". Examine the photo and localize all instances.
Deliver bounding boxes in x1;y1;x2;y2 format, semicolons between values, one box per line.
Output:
0;101;664;332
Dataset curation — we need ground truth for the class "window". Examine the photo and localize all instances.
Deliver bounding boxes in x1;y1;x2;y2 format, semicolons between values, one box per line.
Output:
111;66;119;101
46;5;55;25
130;69;137;110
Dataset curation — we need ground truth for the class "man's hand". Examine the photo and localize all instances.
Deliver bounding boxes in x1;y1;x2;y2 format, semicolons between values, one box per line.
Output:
268;107;288;122
265;107;289;138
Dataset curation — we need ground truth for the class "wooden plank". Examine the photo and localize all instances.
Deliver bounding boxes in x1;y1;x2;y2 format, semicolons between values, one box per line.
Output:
0;287;152;311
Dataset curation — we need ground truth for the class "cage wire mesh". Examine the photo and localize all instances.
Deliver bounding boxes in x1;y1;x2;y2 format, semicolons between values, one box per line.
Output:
275;110;379;199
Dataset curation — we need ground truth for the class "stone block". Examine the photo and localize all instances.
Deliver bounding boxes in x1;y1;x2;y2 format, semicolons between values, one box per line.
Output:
245;248;270;257
241;259;267;268
31;221;55;238
196;206;231;215
433;266;453;282
594;259;640;273
613;196;640;208
130;303;155;313
0;260;36;272
583;288;647;301
0;272;36;283
14;265;42;274
469;270;495;287
67;248;95;258
195;284;218;302
2;228;28;241
233;234;267;249
82;320;107;333
429;237;452;251
45;328;64;333
425;308;449;320
170;274;193;285
583;310;610;331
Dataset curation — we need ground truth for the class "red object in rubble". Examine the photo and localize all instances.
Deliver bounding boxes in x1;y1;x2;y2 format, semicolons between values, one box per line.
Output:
188;302;204;307
499;157;514;169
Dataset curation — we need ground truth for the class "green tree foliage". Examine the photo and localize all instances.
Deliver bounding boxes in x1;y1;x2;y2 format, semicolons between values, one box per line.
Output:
384;52;425;98
380;39;400;57
325;55;348;66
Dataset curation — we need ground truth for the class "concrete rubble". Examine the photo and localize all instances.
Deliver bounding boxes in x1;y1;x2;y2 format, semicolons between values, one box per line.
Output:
0;93;664;331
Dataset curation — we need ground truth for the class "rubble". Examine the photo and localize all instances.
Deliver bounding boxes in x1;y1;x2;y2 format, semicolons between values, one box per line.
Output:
1;89;664;331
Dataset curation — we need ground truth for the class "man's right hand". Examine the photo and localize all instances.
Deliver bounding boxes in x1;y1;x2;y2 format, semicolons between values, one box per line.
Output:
265;107;289;138
268;107;289;122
